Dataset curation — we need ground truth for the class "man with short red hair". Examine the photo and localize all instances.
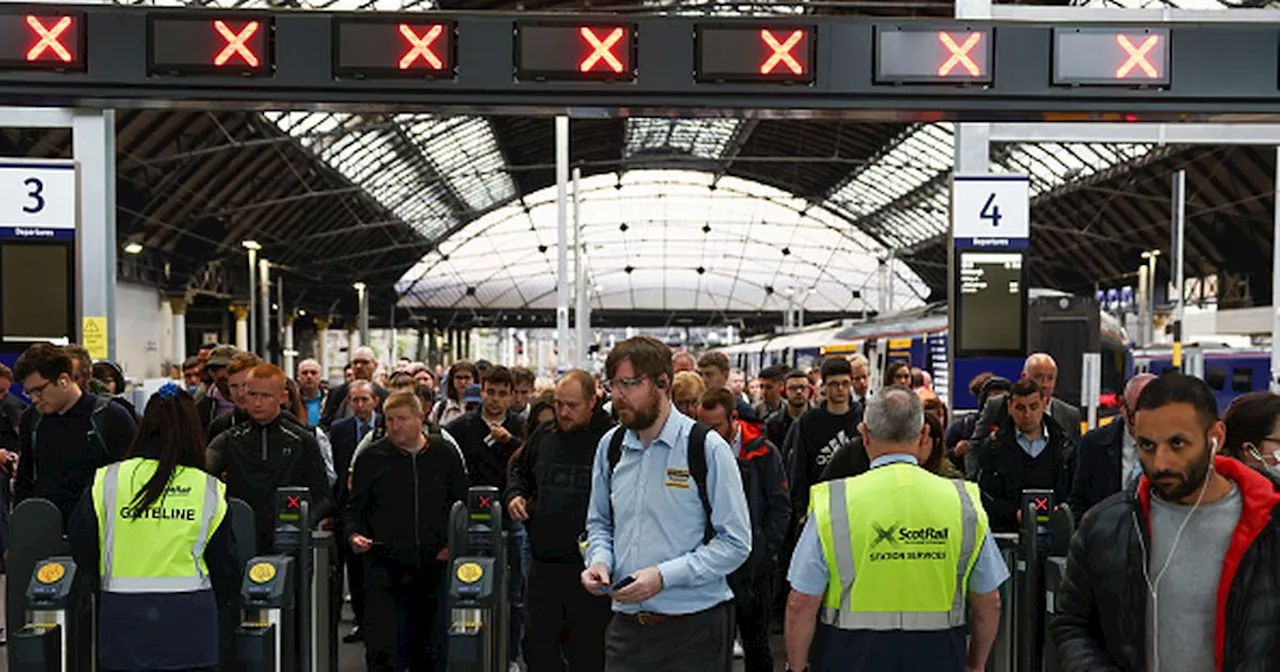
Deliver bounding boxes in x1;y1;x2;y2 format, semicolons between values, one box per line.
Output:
207;364;333;553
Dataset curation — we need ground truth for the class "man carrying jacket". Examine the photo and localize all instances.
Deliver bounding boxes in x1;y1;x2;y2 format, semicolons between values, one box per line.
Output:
206;364;333;554
505;369;614;672
972;377;1074;534
1051;371;1280;672
698;387;789;672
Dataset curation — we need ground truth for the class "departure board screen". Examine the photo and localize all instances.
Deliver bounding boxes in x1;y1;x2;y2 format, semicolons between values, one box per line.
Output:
2;244;69;342
955;251;1026;356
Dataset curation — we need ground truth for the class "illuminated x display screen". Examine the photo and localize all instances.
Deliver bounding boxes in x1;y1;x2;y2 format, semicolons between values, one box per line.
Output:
334;18;455;78
875;27;992;84
516;23;635;81
1053;27;1169;86
695;25;815;84
149;15;272;76
0;12;84;72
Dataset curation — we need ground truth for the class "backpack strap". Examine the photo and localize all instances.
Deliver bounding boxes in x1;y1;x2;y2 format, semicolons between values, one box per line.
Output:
605;424;714;546
687;423;714;545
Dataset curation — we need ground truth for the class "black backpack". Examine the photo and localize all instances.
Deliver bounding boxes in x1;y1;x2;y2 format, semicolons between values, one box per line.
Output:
607;423;714;544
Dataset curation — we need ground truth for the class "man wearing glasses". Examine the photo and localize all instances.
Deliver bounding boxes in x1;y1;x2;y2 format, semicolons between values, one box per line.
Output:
320;346;386;429
783;357;865;530
13;343;137;523
582;336;751;672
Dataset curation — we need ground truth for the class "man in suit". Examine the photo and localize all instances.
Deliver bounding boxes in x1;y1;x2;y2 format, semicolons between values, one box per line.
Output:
320;346;385;430
329;379;380;643
970;352;1082;445
1067;373;1156;517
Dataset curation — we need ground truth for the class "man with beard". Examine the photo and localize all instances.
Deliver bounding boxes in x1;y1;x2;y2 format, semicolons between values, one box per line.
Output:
582;336;751;672
1051;372;1280;672
505;370;615;671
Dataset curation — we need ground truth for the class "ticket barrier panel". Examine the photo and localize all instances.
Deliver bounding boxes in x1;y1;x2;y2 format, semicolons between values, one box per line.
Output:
1041;505;1077;672
985;534;1019;672
235;487;333;672
7;498;67;671
1018;489;1054;672
10;557;81;672
447;486;510;672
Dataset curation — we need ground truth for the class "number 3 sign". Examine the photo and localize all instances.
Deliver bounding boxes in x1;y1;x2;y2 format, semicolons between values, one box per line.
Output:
951;174;1029;249
0;160;77;238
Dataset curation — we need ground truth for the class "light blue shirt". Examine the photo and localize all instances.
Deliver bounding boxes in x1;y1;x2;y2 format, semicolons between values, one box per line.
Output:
1016;423;1049;459
788;453;1010;597
584;404;752;615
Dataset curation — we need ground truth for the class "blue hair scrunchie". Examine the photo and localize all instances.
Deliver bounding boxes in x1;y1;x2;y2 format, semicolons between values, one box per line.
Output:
156;381;182;401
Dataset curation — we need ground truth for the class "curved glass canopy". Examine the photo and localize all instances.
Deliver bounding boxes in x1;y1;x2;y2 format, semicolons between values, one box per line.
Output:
396;170;929;313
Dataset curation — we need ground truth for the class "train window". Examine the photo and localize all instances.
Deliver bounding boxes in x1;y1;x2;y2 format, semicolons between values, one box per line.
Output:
1232;367;1253;394
1205;367;1226;391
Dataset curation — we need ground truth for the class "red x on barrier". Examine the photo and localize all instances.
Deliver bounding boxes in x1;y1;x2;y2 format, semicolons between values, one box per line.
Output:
26;16;73;63
938;32;982;77
579;26;624;73
287;495;301;509
214;20;260;68
1115;34;1159;79
760;29;804;76
1033;497;1050;511
477;495;491;509
399;24;443;70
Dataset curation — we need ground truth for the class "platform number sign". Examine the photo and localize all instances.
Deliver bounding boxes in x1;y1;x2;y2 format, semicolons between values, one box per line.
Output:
951;175;1029;249
0;161;77;239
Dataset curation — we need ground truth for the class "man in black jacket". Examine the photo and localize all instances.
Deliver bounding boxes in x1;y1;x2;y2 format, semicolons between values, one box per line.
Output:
1051;372;1280;672
784;357;863;526
1068;373;1155;517
206;364;333;554
698;387;789;672
320;346;385;430
329;379;380;644
973;377;1073;533
762;369;810;456
505;370;614;672
346;390;468;672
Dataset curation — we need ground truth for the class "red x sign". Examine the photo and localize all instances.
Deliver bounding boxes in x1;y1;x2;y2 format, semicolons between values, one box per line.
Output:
1115;34;1160;79
477;495;491;509
26;16;73;63
399;24;443;70
938;32;982;77
213;20;260;68
1033;497;1050;511
579;26;624;73
286;495;301;509
760;29;804;76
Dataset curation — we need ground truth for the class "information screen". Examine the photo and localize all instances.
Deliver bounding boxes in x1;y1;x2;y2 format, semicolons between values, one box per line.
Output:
695;25;815;84
1053;27;1169;86
2;244;69;341
149;14;272;76
0;12;84;72
515;22;635;81
955;251;1026;356
333;18;455;79
875;27;991;84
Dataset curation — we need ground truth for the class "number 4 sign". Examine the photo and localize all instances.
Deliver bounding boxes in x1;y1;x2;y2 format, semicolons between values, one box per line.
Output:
951;174;1030;249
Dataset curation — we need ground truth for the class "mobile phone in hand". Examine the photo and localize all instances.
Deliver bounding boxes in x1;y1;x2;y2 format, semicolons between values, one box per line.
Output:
610;575;637;592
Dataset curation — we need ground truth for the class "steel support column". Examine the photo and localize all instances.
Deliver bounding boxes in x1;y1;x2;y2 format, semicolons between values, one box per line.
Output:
1171;170;1186;369
1272;147;1280;393
74;109;117;360
259;258;271;361
556;116;571;369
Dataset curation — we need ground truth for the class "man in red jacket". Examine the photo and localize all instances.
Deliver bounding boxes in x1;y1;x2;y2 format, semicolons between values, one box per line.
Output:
1051;371;1280;672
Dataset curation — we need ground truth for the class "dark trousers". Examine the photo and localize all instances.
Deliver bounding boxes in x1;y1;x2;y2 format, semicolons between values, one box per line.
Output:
733;572;775;672
364;558;446;672
523;559;612;672
337;539;365;627
604;601;734;672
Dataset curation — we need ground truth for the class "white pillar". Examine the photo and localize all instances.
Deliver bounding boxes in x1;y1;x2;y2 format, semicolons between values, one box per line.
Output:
282;315;296;377
74;110;118;360
170;295;188;365
1171;170;1186;370
258;258;271;362
315;317;331;382
231;303;250;351
556;115;571;366
1273;148;1280;393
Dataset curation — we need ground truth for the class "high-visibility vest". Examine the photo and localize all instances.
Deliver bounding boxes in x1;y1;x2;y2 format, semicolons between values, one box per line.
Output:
810;461;987;632
90;457;226;593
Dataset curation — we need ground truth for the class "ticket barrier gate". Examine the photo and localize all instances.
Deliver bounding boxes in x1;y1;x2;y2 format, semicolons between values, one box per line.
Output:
446;486;510;672
986;489;1060;672
10;556;80;672
235;487;336;672
1041;504;1077;672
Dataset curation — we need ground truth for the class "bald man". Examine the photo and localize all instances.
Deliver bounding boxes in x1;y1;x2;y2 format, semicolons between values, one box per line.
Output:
320;346;386;429
296;358;326;427
1068;373;1157;516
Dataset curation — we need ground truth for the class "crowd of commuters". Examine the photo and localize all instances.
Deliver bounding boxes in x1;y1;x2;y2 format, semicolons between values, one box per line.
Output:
4;335;1280;672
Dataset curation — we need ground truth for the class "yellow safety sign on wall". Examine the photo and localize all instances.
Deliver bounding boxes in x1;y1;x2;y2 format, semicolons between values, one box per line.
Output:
82;316;108;359
456;562;484;583
248;562;277;584
37;562;65;584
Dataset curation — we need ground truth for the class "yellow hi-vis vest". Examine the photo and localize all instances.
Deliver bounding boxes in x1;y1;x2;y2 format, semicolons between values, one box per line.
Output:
810;462;987;631
90;457;226;593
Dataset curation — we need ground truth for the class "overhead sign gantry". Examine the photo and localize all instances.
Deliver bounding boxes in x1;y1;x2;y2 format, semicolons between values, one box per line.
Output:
0;5;1270;114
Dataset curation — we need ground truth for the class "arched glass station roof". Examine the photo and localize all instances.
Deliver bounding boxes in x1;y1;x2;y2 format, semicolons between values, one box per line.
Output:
394;170;929;313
